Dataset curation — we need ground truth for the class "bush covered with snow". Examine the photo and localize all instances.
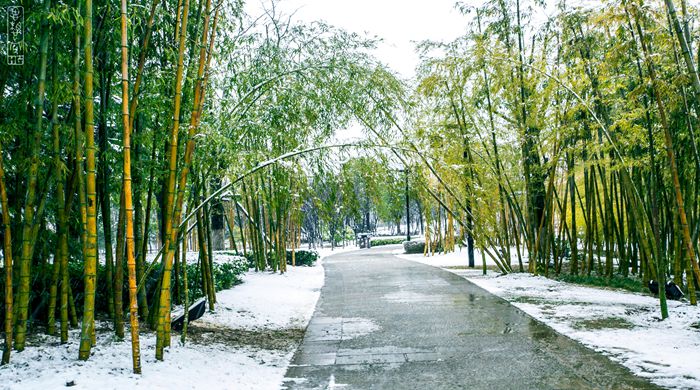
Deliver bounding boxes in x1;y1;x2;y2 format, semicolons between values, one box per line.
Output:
403;240;425;254
218;250;257;268
212;254;250;290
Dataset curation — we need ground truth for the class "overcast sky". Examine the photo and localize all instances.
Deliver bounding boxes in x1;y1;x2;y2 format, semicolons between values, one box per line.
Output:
244;0;469;79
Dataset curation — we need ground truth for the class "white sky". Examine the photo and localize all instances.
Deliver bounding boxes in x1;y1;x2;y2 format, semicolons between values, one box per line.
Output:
244;0;469;79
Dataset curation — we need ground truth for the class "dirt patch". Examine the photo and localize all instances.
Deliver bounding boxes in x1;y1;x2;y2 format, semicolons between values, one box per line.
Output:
184;321;304;350
572;317;635;330
508;296;600;307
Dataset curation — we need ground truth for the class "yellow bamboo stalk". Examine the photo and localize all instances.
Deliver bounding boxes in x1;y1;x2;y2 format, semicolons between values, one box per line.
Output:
155;0;191;360
121;0;142;373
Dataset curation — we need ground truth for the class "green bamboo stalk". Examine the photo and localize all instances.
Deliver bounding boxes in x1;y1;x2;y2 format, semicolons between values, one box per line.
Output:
47;31;61;337
0;140;14;364
15;0;52;351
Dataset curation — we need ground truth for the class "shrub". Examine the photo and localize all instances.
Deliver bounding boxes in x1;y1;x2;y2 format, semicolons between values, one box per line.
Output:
222;249;319;269
179;255;248;299
371;237;405;246
0;251;250;324
212;254;249;291
218;251;256;269
403;240;425;254
286;249;319;266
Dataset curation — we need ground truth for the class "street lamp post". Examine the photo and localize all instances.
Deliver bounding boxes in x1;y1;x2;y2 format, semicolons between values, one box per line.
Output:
404;168;410;242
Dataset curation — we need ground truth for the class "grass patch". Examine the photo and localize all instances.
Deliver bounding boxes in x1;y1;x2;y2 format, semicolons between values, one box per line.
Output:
443;265;502;271
572;317;635;330
553;274;646;294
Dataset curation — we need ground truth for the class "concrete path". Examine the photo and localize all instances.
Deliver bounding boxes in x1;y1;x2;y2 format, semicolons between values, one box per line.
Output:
283;246;659;390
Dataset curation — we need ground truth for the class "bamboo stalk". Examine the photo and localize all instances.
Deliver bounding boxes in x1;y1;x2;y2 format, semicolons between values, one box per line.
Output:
120;0;142;371
78;0;100;358
155;0;191;360
47;31;62;337
15;0;52;352
0;141;13;364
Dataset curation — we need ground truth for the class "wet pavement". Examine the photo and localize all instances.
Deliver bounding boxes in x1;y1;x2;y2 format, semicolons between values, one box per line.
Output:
282;246;660;390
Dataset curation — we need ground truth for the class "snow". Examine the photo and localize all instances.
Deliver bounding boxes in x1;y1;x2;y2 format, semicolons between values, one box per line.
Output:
145;250;246;265
0;246;352;390
203;262;325;330
0;328;292;390
336;317;380;339
449;266;700;390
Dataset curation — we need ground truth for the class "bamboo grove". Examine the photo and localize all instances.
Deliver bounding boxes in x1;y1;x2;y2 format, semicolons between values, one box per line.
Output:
3;0;700;374
409;0;700;320
0;0;410;373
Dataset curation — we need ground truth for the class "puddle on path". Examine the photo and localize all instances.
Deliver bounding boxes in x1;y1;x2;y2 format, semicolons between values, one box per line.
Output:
382;290;449;303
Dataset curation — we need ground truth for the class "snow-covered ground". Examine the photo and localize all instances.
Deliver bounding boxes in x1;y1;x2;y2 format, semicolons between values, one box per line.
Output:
399;250;700;390
1;246;356;390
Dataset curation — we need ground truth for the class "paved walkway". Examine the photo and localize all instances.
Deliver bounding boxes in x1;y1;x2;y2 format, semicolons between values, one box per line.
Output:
283;246;659;389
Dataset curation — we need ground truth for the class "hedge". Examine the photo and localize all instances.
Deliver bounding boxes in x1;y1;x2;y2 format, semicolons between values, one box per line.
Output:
370;237;405;246
221;249;320;268
286;249;319;267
